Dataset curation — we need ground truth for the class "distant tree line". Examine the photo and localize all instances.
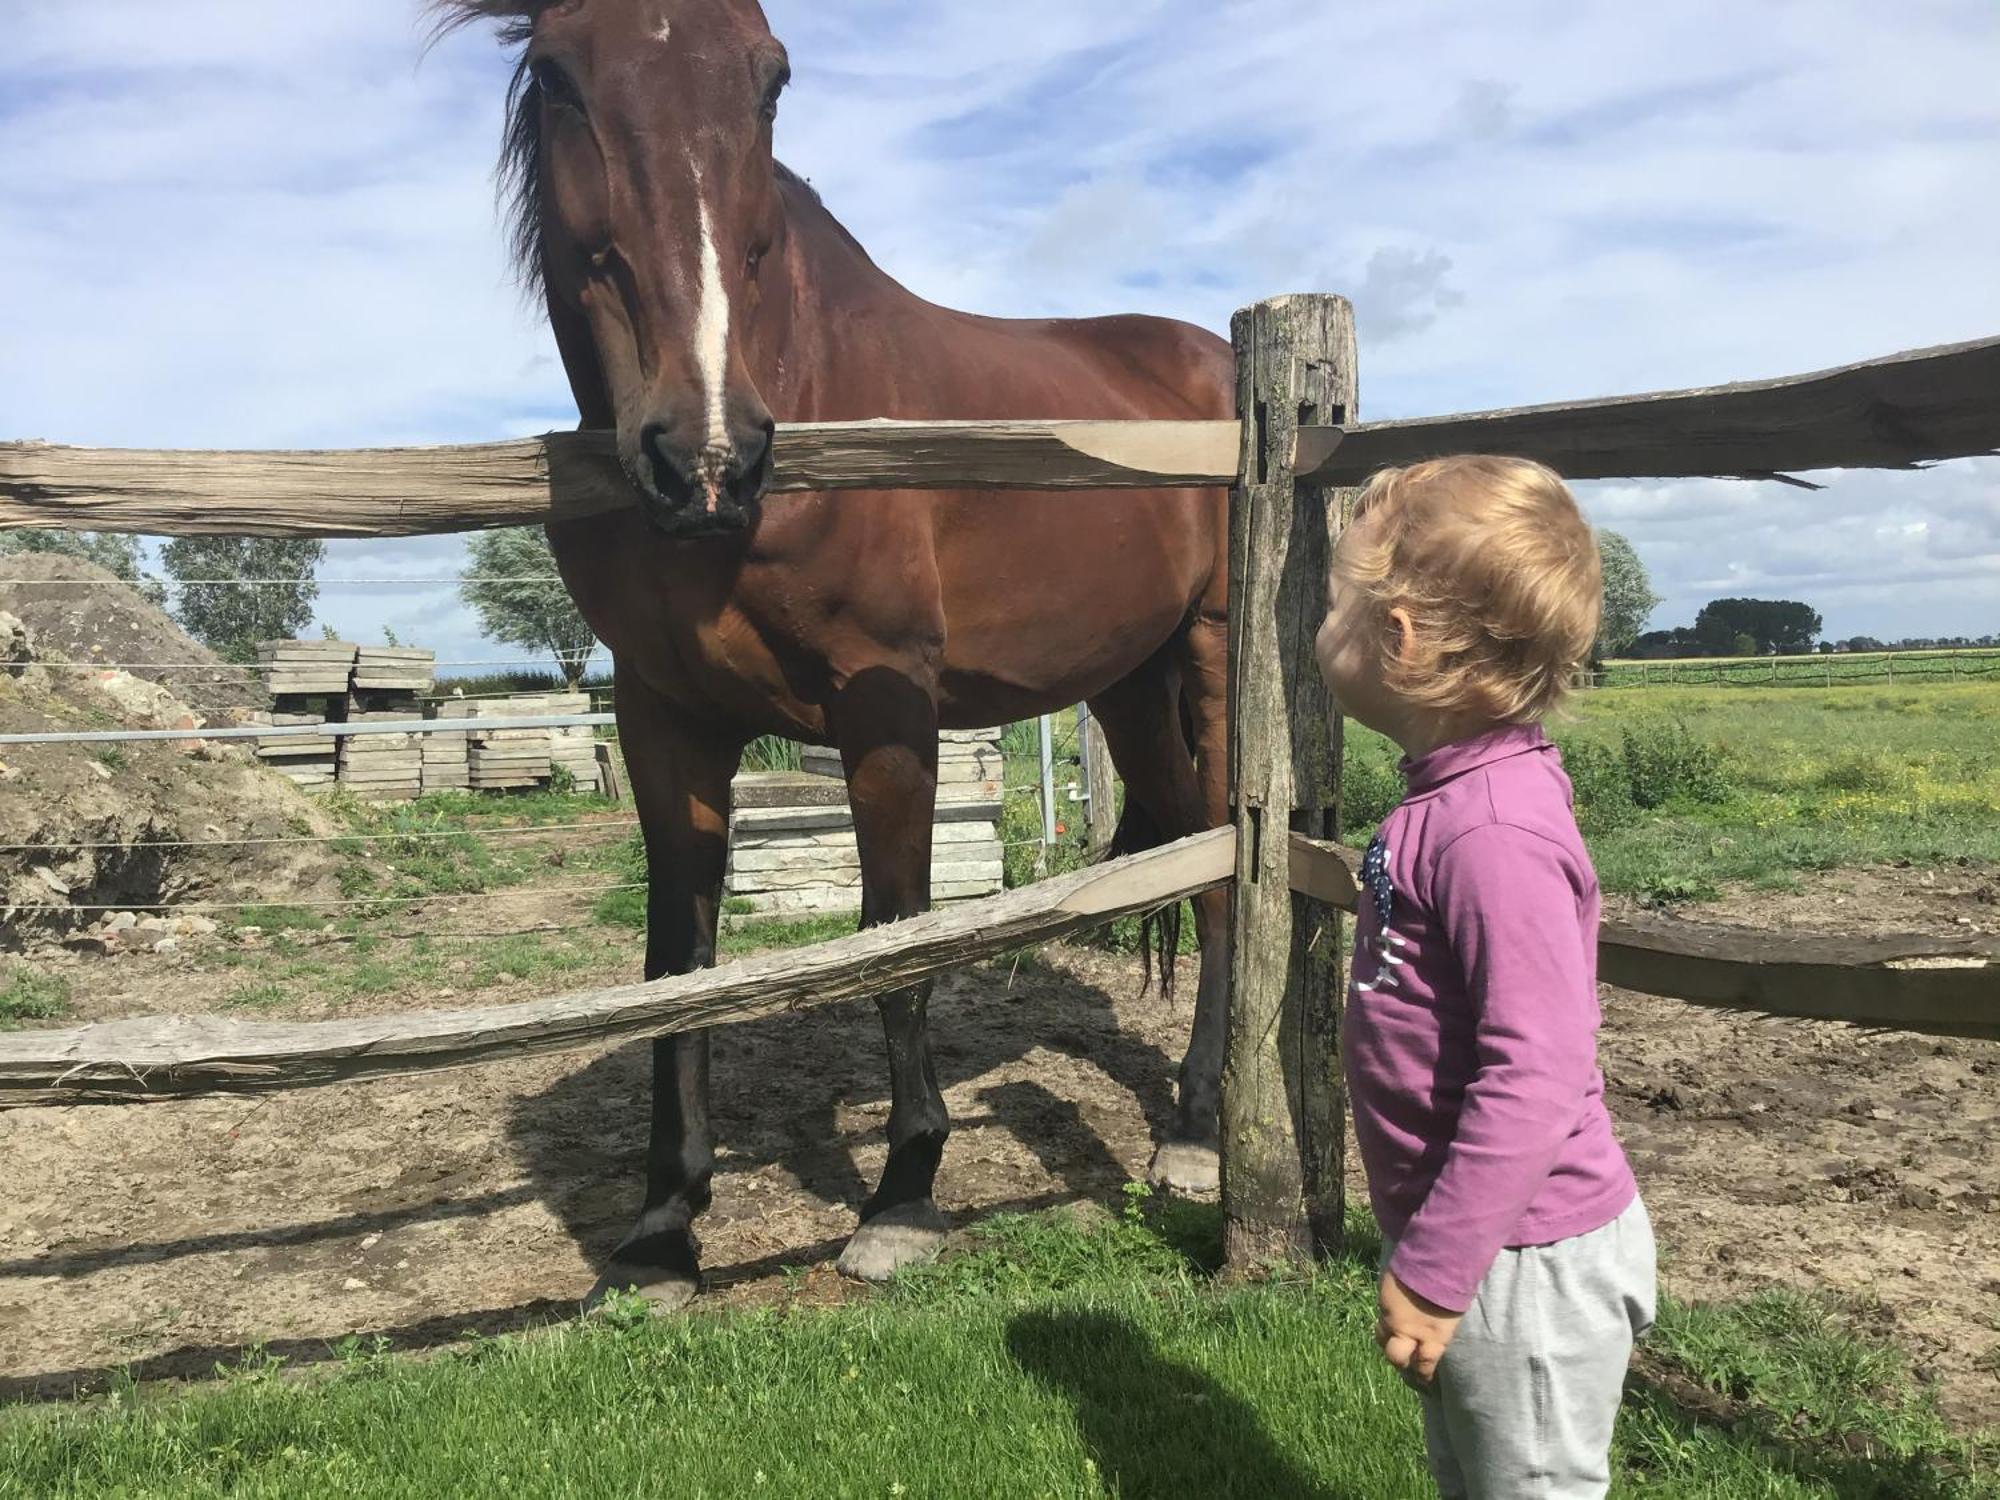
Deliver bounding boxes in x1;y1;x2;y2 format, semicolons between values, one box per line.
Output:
1630;598;1823;659
1630;598;1993;659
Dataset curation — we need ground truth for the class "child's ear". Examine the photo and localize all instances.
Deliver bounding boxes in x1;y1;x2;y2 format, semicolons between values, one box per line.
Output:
1386;606;1420;665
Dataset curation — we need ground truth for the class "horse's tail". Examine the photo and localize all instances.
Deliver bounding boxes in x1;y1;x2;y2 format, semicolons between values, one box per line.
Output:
1103;793;1183;1003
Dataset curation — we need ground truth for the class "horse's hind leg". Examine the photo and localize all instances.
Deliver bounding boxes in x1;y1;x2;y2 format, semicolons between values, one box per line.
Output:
830;668;951;1282
589;674;742;1311
1088;617;1231;1197
1163;606;1232;1194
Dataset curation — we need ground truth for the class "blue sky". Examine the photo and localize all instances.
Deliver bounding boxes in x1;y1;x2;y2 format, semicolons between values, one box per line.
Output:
2;0;1996;669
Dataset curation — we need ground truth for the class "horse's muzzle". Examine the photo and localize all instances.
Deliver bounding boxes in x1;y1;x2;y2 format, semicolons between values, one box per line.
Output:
627;420;774;538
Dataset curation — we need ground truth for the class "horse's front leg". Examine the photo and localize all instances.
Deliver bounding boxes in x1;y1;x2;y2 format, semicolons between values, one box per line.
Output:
589;677;742;1310
830;671;950;1282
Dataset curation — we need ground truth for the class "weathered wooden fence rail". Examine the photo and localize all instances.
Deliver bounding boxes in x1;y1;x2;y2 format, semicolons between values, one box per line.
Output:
6;335;1995;537
3;831;1989;1109
1287;839;1999;1043
1294;333;2000;485
5;307;1998;1271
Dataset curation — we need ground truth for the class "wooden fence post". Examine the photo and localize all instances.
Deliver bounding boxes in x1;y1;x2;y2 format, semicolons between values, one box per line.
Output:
1223;293;1353;1268
1079;705;1119;853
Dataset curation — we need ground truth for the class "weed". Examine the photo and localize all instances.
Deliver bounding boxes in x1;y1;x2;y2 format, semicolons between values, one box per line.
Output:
0;967;70;1027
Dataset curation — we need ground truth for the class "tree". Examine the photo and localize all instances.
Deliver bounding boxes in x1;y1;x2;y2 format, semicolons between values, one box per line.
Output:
459;527;599;688
1594;530;1661;660
0;529;164;602
161;537;325;663
1692;598;1822;657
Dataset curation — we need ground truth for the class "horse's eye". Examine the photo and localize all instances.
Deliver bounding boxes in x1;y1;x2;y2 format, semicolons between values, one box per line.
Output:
759;66;789;124
534;60;584;113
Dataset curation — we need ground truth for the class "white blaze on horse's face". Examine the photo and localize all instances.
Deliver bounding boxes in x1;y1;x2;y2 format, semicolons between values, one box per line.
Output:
693;173;733;512
652;17;672;45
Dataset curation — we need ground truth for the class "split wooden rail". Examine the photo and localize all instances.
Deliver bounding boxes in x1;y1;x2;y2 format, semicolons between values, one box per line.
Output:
4;302;1998;1270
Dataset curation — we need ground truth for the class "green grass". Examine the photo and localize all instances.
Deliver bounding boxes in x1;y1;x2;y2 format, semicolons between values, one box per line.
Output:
2;1197;1990;1499
213;932;610;1013
225;906;341;938
1640;1291;1998;1495
1339;681;2000;903
0;967;70;1028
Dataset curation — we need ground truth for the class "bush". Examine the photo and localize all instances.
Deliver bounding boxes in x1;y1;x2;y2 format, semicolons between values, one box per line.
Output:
1339;732;1404;833
1555;736;1637;834
1620;720;1730;809
0;968;71;1028
1818;752;1896;793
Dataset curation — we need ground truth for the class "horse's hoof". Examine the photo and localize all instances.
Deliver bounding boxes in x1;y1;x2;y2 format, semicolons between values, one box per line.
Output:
836;1205;948;1283
585;1264;701;1314
1148;1141;1220;1197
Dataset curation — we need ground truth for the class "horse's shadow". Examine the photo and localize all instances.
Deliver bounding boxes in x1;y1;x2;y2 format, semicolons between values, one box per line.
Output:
504;946;1184;1272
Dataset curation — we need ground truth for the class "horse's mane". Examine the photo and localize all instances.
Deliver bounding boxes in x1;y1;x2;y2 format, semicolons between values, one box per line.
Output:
428;0;824;301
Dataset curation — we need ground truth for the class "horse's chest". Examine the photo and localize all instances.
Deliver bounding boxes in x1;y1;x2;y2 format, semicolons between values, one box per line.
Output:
551;527;817;713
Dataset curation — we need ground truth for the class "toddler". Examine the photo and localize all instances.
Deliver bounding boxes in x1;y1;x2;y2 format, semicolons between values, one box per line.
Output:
1315;455;1655;1499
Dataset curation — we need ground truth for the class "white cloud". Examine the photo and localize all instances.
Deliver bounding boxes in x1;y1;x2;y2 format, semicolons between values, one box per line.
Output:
3;0;1996;662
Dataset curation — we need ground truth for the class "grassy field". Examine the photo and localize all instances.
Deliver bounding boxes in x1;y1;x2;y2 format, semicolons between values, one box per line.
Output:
1341;680;2000;904
1596;650;2000;691
3;1195;1991;1500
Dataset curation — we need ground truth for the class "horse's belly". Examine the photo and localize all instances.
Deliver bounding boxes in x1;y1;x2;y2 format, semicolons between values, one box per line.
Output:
931;487;1219;719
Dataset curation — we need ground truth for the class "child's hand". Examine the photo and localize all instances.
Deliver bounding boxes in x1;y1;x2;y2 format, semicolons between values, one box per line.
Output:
1377;1272;1463;1389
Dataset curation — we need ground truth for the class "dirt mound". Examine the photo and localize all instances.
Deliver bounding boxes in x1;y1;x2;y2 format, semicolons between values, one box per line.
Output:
0;610;342;949
0;553;264;717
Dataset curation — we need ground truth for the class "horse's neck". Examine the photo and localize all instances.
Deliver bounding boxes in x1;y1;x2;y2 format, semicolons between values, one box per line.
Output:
760;185;929;420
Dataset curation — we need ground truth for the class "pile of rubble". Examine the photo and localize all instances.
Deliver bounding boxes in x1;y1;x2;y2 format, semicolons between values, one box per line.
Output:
63;910;222;957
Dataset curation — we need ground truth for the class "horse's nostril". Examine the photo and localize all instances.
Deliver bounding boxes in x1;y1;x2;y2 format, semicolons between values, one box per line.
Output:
639;423;688;501
736;420;777;500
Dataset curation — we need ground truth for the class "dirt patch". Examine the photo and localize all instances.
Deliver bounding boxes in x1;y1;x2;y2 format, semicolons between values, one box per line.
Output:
0;603;341;948
0;871;1994;1430
1610;860;2000;940
0;553;264;718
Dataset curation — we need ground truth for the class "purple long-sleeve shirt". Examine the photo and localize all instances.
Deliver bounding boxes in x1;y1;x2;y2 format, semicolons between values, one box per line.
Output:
1346;723;1637;1312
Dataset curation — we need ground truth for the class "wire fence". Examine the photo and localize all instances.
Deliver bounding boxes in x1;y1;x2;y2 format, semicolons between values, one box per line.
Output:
0;576;567;588
2;558;1106;920
1588;649;2000;690
1;883;650;915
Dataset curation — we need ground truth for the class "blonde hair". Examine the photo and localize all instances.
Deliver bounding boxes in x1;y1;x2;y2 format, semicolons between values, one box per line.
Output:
1334;455;1601;724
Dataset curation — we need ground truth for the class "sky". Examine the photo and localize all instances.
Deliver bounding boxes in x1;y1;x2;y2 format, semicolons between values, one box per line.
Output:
2;0;1996;671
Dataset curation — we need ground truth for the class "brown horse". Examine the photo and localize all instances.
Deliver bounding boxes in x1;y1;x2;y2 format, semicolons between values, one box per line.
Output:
439;0;1235;1304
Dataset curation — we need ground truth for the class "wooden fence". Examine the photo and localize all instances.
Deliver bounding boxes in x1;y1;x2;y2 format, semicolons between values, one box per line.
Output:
3;303;1997;1268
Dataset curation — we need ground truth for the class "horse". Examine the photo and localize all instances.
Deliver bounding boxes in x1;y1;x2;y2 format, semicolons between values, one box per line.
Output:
437;0;1235;1306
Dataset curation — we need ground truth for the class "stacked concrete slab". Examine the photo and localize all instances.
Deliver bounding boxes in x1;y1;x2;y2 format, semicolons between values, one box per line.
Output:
247;646;603;800
249;710;338;788
351;646;435;695
458;693;601;794
336;650;435;801
252;642;356;788
726;729;1006;918
258;640;356;697
336;711;424;801
423;700;474;793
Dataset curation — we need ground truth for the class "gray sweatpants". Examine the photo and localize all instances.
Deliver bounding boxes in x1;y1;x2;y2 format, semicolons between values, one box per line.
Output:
1384;1196;1656;1500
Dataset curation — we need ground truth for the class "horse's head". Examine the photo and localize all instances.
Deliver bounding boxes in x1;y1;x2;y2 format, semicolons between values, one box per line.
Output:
445;0;790;536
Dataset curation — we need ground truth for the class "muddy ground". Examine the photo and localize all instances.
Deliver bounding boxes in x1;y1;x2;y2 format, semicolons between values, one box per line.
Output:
1;864;1995;1428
